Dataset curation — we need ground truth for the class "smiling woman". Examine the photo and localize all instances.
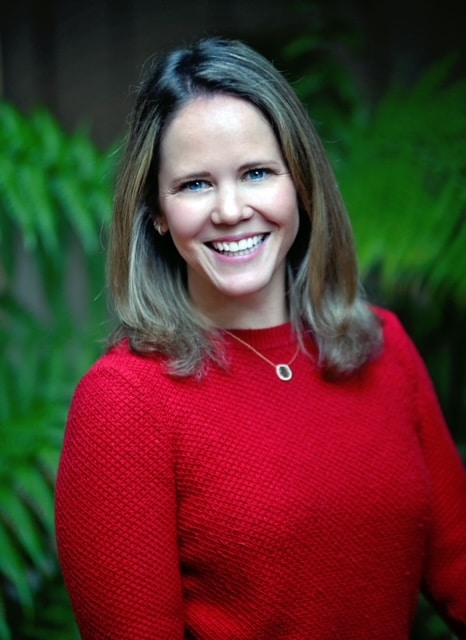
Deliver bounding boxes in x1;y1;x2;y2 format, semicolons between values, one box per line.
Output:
55;36;466;640
104;37;382;378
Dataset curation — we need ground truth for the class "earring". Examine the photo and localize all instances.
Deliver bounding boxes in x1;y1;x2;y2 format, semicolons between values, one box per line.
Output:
153;220;167;236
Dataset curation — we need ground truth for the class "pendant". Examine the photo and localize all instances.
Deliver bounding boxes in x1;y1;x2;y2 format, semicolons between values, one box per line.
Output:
276;364;293;381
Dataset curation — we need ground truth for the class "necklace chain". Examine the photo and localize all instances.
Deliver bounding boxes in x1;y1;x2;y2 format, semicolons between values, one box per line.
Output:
224;330;300;381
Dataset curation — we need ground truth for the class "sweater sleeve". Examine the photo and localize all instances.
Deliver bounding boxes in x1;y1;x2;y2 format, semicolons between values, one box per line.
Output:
55;361;184;639
391;316;466;636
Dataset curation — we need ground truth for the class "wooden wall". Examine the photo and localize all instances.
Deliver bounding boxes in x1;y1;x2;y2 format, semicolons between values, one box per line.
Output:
1;0;464;147
0;0;299;147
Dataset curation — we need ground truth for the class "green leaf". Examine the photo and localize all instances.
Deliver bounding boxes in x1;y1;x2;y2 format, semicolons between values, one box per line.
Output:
0;526;34;612
0;159;38;250
30;110;65;169
13;466;55;533
282;35;323;59
51;176;98;251
16;165;59;254
0;594;12;640
0;487;49;573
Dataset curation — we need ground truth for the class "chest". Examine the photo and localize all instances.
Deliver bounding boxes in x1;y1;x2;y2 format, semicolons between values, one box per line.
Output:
172;361;432;556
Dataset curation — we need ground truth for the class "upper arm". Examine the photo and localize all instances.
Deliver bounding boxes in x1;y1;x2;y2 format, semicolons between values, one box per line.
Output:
55;364;184;639
404;333;466;633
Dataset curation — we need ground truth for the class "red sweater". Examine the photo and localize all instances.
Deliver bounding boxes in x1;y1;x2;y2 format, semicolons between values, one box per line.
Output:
55;309;466;639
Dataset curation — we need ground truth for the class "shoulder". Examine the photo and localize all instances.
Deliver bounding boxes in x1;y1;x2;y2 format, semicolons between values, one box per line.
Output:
75;340;168;398
373;306;411;345
67;340;175;433
372;306;420;368
371;306;438;405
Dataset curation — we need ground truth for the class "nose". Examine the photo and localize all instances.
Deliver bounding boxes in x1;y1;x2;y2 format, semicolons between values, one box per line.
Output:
210;183;253;225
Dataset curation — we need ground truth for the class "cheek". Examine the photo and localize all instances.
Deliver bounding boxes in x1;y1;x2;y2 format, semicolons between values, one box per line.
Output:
163;202;205;241
274;186;300;232
288;207;301;248
279;190;301;253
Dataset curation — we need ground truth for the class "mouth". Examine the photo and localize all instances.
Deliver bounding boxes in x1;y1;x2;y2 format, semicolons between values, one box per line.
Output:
206;234;268;257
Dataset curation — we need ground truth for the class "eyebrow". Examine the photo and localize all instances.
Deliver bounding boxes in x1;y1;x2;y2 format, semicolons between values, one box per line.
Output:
238;160;284;171
165;172;211;190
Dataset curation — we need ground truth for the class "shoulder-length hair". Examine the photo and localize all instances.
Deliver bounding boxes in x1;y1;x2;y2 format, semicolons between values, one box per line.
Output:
108;36;382;378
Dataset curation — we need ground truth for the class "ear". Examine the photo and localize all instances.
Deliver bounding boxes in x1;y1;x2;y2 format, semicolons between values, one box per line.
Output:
153;217;169;236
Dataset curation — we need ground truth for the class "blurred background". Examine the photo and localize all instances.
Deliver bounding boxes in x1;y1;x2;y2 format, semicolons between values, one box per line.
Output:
0;0;465;638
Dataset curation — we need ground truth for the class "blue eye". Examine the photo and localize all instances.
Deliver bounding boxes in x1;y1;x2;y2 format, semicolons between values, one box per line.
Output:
246;168;269;181
183;179;208;192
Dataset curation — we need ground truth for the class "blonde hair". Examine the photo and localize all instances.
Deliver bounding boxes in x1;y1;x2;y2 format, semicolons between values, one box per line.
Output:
108;36;382;377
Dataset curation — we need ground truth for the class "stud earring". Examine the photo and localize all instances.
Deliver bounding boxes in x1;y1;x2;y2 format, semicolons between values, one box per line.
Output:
153;220;167;236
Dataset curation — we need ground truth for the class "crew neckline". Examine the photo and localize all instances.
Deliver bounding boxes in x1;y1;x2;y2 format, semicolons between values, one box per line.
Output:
223;322;297;352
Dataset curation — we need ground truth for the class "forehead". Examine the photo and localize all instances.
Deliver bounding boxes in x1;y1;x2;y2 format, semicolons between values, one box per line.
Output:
162;94;273;141
160;96;281;166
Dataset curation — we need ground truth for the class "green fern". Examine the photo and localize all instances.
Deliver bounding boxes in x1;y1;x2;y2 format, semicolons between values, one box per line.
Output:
334;59;466;304
0;102;115;639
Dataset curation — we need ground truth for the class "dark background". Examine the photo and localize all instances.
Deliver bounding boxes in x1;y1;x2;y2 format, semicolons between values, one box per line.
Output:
1;0;465;147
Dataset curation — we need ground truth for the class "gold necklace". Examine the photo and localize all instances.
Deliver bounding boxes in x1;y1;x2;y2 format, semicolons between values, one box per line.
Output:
224;330;300;381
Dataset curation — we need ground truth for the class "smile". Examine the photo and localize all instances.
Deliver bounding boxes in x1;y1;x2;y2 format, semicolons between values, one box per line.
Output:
208;234;267;257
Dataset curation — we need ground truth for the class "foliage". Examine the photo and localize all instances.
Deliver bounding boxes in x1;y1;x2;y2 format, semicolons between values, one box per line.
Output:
280;0;373;141
337;60;466;449
337;58;466;303
0;102;115;639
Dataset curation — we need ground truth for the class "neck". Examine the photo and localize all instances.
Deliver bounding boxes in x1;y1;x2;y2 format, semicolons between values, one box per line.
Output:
217;307;289;330
187;267;290;329
190;291;289;330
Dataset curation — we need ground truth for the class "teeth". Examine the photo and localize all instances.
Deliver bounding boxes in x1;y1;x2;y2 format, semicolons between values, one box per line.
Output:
211;234;265;255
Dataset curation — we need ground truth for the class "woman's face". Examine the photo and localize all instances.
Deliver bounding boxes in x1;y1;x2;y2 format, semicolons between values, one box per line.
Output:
157;94;299;327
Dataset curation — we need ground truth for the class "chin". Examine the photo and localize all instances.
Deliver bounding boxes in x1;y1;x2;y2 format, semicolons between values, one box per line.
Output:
217;281;269;298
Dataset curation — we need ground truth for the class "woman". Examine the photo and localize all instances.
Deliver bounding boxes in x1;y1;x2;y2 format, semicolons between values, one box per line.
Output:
55;37;466;639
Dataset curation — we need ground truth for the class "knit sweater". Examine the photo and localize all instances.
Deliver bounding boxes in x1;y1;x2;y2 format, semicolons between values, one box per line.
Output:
55;308;466;639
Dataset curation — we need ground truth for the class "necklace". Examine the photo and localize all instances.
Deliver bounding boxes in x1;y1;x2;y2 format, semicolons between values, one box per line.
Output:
224;330;300;381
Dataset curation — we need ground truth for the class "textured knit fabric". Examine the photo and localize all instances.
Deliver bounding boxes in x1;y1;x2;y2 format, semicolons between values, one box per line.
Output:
55;308;466;639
